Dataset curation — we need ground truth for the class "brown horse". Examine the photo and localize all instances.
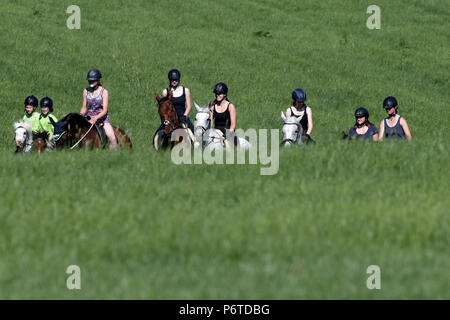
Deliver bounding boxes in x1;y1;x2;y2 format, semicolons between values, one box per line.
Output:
154;90;188;150
51;113;132;150
33;132;48;154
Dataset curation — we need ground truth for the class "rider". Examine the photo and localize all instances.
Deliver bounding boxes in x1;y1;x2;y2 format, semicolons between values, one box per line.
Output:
38;97;58;150
285;88;314;142
160;69;194;133
210;82;236;133
378;96;412;141
22;95;40;135
209;82;239;145
80;68;117;149
348;107;379;141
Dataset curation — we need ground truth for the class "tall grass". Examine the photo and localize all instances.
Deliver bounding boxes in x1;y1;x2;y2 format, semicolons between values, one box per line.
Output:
0;0;448;298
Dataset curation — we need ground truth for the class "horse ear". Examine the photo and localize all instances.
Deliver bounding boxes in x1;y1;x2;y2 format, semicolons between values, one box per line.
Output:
281;111;286;121
155;94;161;103
295;116;302;123
194;102;200;111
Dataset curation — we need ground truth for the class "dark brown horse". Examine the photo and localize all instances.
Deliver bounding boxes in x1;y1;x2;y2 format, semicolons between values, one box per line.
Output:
33;132;48;153
153;90;186;150
51;113;132;150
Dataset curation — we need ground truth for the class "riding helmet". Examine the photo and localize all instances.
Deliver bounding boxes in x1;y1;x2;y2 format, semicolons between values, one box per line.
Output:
40;97;54;112
168;69;181;81
213;82;228;95
24;95;38;107
292;88;307;102
354;107;369;118
383;96;398;109
86;68;102;81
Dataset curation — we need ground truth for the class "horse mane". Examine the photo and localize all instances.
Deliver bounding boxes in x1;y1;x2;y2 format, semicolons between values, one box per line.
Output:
14;120;32;132
60;113;91;127
33;131;48;140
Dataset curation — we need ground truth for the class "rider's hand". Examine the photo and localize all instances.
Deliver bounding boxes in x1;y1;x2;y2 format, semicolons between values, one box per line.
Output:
88;118;97;125
180;115;188;124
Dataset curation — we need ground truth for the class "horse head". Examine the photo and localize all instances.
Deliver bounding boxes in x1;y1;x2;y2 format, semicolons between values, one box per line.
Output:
32;131;48;153
14;121;32;152
281;111;302;146
194;102;211;143
156;90;179;135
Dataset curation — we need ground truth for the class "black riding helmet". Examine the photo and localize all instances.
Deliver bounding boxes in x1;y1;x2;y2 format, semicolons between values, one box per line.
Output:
168;69;181;81
292;88;307;102
354;107;369;118
213;82;228;95
383;96;398;109
40;96;54;113
24;95;38;107
86;68;102;81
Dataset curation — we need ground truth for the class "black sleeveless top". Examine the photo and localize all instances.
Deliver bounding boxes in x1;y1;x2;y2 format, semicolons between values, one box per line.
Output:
166;86;186;116
290;106;309;132
213;102;231;130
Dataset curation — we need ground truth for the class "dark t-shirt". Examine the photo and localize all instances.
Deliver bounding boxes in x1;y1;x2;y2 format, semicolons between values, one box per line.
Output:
348;125;378;140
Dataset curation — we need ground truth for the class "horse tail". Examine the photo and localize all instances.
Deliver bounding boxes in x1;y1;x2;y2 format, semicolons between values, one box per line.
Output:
113;126;132;149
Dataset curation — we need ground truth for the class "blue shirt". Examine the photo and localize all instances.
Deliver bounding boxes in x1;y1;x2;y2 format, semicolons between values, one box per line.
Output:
348;125;378;140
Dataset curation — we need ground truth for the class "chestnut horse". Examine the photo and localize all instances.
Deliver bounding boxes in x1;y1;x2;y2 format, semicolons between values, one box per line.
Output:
51;113;132;150
154;90;189;150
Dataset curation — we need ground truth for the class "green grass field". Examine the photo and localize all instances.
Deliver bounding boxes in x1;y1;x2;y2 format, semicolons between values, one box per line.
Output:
0;0;449;299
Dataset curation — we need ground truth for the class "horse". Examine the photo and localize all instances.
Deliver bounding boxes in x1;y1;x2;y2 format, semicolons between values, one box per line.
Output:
50;113;132;150
32;132;48;154
193;102;211;148
280;111;304;147
154;91;193;150
14;121;33;153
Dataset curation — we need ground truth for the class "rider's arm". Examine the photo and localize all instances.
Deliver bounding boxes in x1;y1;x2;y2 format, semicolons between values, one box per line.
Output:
162;88;168;98
80;89;87;115
184;87;191;116
400;117;412;141
378;120;385;141
229;103;236;132
306;107;313;135
210;103;215;128
285;107;292;117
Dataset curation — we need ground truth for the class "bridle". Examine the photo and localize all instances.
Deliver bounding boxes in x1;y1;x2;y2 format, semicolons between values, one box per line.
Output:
14;125;32;152
194;110;211;137
159;101;178;135
281;122;300;146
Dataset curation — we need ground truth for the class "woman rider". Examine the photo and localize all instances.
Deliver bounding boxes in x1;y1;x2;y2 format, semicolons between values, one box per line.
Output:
209;82;238;145
285;88;314;142
160;69;194;133
80;68;117;149
378;96;412;141
348;107;379;141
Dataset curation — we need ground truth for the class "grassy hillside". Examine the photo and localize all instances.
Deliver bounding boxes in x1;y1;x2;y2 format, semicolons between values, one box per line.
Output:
0;0;448;298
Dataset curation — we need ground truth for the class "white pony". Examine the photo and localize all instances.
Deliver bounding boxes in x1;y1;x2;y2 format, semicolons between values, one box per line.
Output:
14;120;33;153
280;111;304;147
193;102;211;148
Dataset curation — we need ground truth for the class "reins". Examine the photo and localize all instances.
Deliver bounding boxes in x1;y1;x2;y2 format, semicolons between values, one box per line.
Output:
70;123;95;150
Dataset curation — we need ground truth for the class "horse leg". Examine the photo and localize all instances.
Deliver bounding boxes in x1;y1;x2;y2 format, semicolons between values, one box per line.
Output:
112;126;132;149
